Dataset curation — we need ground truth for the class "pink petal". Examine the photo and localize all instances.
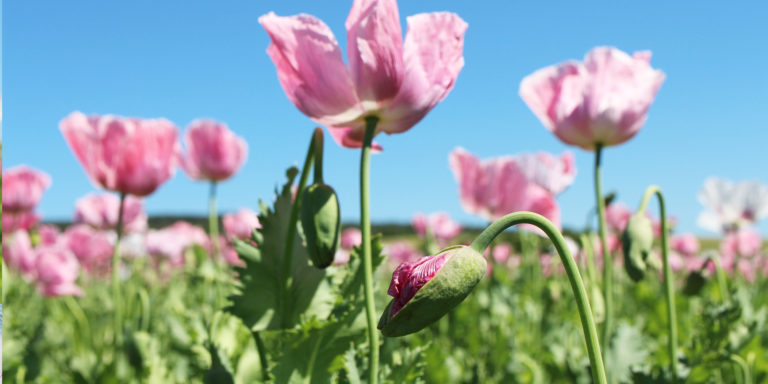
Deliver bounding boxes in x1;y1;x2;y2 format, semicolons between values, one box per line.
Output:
326;125;383;151
182;119;248;182
346;0;404;107
259;12;363;127
378;12;467;135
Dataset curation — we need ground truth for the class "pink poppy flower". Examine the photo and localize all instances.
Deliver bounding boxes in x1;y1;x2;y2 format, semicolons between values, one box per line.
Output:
2;211;41;232
74;193;148;233
220;236;245;267
3;230;37;278
514;151;576;195
387;253;448;316
386;240;423;270
59;111;180;197
145;221;210;267
341;228;363;250
605;202;633;233
222;209;262;241
670;234;700;258
411;212;462;244
737;258;757;283
181;119;248;182
259;0;467;149
698;178;768;233
2;166;51;213
520;47;665;150
38;225;62;246
34;245;83;297
721;229;762;259
63;225;115;273
449;147;561;230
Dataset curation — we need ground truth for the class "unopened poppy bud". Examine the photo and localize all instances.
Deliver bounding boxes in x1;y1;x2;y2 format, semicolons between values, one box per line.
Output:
378;245;486;337
300;183;341;268
682;271;707;296
622;213;654;282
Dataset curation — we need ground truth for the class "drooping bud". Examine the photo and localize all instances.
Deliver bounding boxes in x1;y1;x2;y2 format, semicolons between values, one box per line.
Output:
622;213;655;281
378;245;486;337
300;183;341;268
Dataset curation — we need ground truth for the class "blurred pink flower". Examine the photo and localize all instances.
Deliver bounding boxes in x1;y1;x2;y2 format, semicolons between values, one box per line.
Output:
449;147;561;230
59;111;180;197
520;47;665;150
34;245;83;297
387;252;448;316
492;243;512;264
38;225;62;246
74;193;148;233
670;233;700;258
63;225;115;273
220;236;245;267
146;222;210;267
260;0;467;149
341;228;363;249
721;229;762;259
698;178;768;233
2;166;51;213
2;211;41;232
737;259;757;283
181;119;248;182
222;209;262;241
514;151;576;195
3;230;37;278
411;212;462;244
605;202;633;233
386;241;423;270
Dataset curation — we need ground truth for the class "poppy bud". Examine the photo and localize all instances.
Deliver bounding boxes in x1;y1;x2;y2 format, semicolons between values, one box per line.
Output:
300;183;341;268
622;213;655;281
378;245;486;337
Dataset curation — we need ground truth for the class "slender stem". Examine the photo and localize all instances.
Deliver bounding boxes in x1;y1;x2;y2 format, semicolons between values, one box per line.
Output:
594;144;613;362
209;182;221;259
312;127;324;184
253;331;270;382
280;133;316;328
305;334;324;384
470;212;607;384
730;354;752;384
64;296;91;349
580;234;601;325
361;116;379;384
112;192;126;345
638;185;678;378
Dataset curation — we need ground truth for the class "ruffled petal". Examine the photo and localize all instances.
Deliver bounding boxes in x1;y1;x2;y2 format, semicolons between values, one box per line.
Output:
260;12;363;127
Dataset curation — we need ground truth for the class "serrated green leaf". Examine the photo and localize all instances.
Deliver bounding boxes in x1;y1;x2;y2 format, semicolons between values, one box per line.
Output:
227;167;334;331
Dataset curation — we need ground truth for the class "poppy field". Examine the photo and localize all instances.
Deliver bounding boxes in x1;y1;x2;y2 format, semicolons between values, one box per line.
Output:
2;1;768;383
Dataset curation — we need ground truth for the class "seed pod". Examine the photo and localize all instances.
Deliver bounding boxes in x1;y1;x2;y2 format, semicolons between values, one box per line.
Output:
378;245;486;337
622;213;655;282
300;183;341;268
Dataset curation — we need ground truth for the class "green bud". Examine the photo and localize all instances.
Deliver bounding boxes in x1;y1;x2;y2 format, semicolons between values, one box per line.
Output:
378;245;486;337
300;183;341;268
622;213;655;282
682;271;707;296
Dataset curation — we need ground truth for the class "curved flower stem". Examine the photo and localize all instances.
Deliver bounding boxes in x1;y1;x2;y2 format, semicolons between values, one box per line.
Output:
637;185;678;378
209;182;221;259
112;192;126;345
280;129;317;328
702;251;730;302
470;212;607;384
253;331;270;382
730;354;752;384
594;144;613;362
361;116;380;384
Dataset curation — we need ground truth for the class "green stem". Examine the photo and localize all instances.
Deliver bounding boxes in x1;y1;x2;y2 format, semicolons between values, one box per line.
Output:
280;132;316;328
730;354;752;384
312;127;324;184
253;331;270;382
580;234;601;324
594;144;613;362
361;116;379;384
637;185;678;378
209;182;221;259
64;296;91;349
470;212;607;384
112;192;126;345
305;334;324;384
137;288;150;331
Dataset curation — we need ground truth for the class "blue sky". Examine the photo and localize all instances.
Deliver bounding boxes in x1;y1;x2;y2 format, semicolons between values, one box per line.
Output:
3;1;767;236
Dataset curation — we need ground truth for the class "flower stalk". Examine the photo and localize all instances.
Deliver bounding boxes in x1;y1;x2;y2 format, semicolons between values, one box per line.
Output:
636;185;678;378
361;116;380;384
470;212;607;384
112;192;126;345
594;143;613;361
